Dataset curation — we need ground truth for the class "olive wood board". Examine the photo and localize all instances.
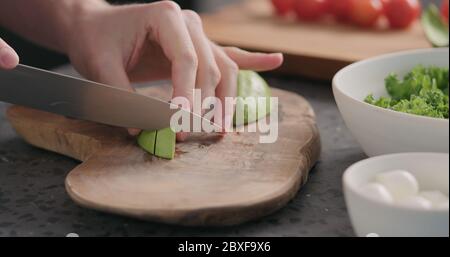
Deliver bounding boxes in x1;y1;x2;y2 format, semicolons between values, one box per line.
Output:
6;85;321;226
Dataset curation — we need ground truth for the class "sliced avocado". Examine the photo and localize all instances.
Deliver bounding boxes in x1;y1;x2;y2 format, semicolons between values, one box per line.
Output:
137;130;157;155
154;127;176;160
138;128;176;160
234;70;272;126
138;70;272;159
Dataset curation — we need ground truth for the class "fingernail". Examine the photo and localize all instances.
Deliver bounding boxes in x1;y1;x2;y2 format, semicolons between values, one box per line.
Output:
271;53;283;58
176;132;189;142
128;128;141;136
0;47;19;69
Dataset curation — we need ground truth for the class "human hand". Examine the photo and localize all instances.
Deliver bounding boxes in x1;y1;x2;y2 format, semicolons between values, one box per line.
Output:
66;1;283;138
0;37;19;69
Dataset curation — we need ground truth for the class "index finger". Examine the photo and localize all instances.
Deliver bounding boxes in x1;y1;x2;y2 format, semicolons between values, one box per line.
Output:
146;2;198;106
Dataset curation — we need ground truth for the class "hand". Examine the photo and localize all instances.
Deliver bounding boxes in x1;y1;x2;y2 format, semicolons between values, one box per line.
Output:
66;1;283;138
0;37;19;69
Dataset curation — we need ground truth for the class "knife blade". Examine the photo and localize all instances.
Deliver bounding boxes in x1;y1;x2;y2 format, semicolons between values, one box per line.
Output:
0;64;214;132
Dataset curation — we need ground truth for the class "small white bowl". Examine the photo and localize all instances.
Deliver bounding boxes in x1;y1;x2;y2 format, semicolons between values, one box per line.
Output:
343;152;449;237
333;48;449;157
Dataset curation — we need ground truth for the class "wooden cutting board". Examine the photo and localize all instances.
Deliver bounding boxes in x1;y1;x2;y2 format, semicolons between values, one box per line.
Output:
6;85;320;226
202;0;431;80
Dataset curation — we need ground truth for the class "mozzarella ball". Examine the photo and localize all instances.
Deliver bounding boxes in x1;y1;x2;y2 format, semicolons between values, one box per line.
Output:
419;191;449;208
375;170;419;201
398;196;432;210
359;183;394;204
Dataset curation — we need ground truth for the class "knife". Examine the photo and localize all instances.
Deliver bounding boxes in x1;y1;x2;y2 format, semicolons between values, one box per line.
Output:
0;64;213;131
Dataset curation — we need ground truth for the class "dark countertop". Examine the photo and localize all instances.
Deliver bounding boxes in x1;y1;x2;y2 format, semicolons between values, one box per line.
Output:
0;66;366;237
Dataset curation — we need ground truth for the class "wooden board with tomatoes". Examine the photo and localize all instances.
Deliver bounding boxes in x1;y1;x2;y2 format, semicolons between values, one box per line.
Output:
202;0;448;80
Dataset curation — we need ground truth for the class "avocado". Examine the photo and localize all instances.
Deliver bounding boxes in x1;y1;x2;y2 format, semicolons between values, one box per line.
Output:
138;70;271;160
137;130;157;155
154;127;176;160
138;128;175;160
234;70;271;126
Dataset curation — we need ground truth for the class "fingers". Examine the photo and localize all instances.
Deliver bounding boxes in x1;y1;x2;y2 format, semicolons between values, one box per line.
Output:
142;3;283;136
182;10;221;113
146;1;197;106
145;2;198;142
128;128;142;136
212;44;239;131
223;47;283;72
0;37;19;69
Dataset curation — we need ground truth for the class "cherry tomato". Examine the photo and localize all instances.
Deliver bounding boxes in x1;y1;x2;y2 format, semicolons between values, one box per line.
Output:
294;0;328;21
323;0;333;14
271;0;295;16
441;0;449;23
349;0;383;27
380;0;391;15
385;0;421;29
329;0;352;22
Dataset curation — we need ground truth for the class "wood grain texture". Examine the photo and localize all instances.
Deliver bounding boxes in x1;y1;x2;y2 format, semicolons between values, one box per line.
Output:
202;0;431;79
6;86;320;226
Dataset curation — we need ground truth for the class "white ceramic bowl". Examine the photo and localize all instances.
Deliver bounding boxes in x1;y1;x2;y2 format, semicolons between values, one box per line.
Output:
344;152;449;237
333;48;449;157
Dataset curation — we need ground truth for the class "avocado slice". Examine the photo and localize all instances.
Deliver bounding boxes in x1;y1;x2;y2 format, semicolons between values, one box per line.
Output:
137;130;157;155
138;70;271;159
234;70;272;126
138;128;175;160
154;127;176;160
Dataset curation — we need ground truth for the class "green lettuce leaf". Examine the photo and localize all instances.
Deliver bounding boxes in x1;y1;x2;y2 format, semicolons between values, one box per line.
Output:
365;65;449;119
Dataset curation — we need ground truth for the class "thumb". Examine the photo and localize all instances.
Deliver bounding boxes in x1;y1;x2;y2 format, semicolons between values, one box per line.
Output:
0;38;19;69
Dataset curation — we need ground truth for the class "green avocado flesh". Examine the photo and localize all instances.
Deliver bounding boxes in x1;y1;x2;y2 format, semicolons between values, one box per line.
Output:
234;70;272;126
137;128;175;160
154;127;176;159
138;70;271;159
137;130;157;155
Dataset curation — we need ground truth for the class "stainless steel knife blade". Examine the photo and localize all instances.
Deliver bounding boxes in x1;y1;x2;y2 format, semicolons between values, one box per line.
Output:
0;64;213;131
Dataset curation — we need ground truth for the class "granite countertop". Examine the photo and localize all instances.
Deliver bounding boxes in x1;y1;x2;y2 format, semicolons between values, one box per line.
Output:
0;66;366;237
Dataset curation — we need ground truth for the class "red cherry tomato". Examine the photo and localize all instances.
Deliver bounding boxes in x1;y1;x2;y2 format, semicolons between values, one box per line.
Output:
380;0;391;15
441;0;449;23
323;0;333;14
349;0;383;27
294;0;329;21
271;0;295;16
329;0;352;22
385;0;421;29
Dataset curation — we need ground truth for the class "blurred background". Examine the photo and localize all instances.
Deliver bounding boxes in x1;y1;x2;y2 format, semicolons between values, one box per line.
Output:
0;0;441;70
